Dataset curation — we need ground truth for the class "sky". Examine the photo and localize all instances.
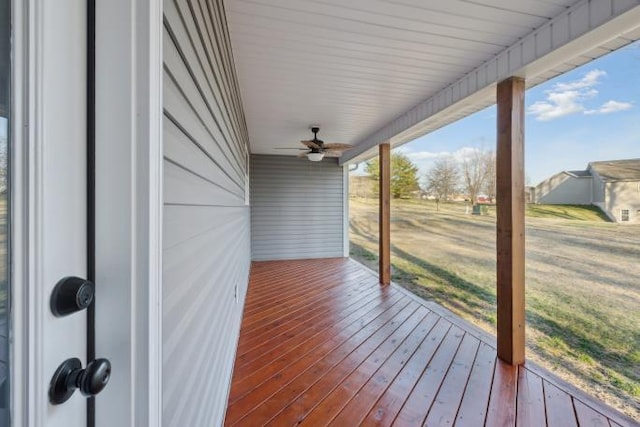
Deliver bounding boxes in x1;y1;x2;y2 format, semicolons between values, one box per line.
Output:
358;41;640;186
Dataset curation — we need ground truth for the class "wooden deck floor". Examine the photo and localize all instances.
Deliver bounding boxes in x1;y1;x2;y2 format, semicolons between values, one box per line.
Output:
224;258;638;427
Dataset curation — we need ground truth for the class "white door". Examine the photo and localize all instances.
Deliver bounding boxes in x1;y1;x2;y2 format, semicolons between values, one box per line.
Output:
10;1;163;426
32;0;89;425
38;0;89;423
11;0;96;426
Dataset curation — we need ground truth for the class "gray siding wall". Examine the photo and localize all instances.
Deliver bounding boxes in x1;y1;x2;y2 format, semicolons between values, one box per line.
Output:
590;168;606;204
536;172;592;204
163;1;250;426
251;155;346;260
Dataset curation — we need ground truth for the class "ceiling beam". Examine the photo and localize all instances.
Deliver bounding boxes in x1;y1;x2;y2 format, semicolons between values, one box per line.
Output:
341;0;640;165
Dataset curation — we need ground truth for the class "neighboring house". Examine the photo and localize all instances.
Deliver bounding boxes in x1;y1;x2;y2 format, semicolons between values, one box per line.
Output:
534;159;640;223
535;170;594;205
589;159;640;223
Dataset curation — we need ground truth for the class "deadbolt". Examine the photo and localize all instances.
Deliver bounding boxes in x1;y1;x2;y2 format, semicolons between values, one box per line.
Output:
50;276;95;317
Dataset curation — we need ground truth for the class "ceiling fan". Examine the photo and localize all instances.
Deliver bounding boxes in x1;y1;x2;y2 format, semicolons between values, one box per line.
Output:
276;126;353;161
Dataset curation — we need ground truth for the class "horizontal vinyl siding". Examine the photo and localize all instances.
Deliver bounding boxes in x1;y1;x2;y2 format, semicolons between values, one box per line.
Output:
251;155;345;260
163;1;250;426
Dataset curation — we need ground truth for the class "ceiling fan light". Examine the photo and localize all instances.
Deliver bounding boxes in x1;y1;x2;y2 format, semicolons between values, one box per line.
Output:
307;152;324;162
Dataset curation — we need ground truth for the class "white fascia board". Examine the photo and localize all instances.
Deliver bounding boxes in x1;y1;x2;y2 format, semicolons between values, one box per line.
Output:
341;0;640;165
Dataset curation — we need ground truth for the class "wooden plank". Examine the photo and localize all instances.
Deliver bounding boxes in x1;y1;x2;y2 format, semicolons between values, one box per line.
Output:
233;282;382;375
454;342;497;427
544;381;579;427
227;300;420;425
227;290;406;407
240;270;368;330
236;274;376;355
573;399;610;427
392;326;465;426
241;262;364;316
515;358;640;427
379;143;391;285
496;76;526;365
484;360;518;426
225;259;636;427
242;259;341;304
237;269;372;344
423;333;480;426
267;307;431;425
359;317;452;426
226;291;409;410
516;366;546;427
240;268;370;328
311;312;440;426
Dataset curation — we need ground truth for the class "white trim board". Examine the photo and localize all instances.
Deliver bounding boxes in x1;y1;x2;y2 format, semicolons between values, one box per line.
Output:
11;0;30;424
94;0;163;425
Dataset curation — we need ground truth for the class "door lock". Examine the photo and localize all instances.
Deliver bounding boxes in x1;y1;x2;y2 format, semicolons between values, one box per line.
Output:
50;276;95;317
49;357;111;405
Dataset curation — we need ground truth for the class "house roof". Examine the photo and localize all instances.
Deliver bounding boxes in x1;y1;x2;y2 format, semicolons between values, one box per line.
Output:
567;170;592;178
590;159;640;181
226;1;640;163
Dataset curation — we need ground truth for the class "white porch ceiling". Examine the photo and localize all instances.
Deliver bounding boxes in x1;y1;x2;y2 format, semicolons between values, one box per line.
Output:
225;0;640;161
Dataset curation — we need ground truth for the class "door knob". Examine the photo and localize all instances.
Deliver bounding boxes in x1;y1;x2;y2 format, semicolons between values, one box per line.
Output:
49;357;111;405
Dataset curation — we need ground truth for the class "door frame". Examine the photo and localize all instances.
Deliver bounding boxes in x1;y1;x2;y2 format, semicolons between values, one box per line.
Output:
11;0;164;425
93;0;163;425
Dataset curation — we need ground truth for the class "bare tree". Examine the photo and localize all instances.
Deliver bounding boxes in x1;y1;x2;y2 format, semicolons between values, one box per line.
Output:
482;150;496;202
425;157;459;211
461;148;494;205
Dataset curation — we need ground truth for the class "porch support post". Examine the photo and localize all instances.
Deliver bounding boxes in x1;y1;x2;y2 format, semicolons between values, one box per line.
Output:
379;143;391;285
496;77;526;365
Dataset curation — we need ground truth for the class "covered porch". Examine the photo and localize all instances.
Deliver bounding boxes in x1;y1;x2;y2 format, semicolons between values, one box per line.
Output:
157;0;640;425
224;258;634;426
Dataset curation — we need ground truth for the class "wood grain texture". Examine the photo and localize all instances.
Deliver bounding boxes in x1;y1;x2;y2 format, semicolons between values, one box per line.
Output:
573;399;610;427
485;362;518;426
379;143;391;285
223;259;636;427
516;366;546;427
496;76;526;365
455;342;497;427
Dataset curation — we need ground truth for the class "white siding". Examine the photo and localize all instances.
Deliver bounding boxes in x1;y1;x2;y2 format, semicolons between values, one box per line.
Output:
251;155;346;260
163;0;250;426
605;181;640;223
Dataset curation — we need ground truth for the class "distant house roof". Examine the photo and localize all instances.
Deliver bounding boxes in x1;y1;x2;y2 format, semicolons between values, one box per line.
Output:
566;170;592;178
589;159;640;181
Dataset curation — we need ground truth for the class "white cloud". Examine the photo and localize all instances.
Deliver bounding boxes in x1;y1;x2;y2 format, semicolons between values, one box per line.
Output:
526;69;633;121
527;70;607;121
554;69;606;91
585;100;633;115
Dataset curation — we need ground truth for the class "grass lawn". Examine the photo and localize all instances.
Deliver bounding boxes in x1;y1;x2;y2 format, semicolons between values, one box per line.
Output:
350;198;640;419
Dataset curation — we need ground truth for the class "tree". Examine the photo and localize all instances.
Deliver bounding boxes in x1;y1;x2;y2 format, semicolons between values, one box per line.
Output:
365;152;420;199
461;148;494;204
482;150;496;202
425;157;459;210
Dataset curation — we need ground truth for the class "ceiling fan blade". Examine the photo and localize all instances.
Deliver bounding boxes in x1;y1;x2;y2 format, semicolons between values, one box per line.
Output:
301;140;320;149
273;147;308;150
323;143;353;150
